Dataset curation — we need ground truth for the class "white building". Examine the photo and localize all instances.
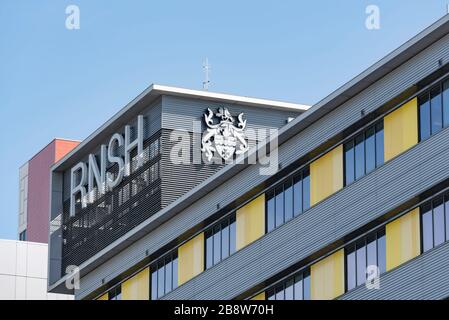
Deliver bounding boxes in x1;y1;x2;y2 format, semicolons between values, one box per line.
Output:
0;239;73;300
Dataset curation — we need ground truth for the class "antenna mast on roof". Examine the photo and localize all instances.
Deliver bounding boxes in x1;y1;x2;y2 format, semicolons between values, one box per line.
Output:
203;58;211;90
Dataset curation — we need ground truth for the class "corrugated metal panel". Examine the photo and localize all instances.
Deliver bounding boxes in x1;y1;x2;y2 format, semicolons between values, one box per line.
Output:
160;130;224;208
76;32;449;299
161;95;299;133
340;241;449;300
161;127;449;300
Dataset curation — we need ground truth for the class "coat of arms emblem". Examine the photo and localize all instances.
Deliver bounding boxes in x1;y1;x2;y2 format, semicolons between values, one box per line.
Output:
201;107;248;161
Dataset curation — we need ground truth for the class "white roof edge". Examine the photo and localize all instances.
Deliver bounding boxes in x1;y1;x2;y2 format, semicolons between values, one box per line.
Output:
151;84;310;111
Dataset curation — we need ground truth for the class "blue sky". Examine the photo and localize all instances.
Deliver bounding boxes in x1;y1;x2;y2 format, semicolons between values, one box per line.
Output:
0;0;448;240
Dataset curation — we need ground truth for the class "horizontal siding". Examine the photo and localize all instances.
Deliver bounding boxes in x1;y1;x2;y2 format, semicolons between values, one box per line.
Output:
76;32;449;299
161;95;299;133
162;126;449;300
340;241;449;300
160;130;224;208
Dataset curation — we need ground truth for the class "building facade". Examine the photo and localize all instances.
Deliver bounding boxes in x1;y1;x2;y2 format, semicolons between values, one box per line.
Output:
49;16;449;300
18;139;80;243
6;139;79;300
0;240;73;300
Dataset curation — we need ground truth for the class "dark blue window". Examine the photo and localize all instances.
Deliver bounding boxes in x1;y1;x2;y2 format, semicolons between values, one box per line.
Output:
267;194;275;233
356;240;366;286
375;122;384;166
157;261;165;298
151;252;178;300
275;186;284;228
377;233;386;274
345;228;386;291
443;80;449;128
344;141;355;185
303;272;311;300
205;214;236;269
229;219;236;254
19;230;26;241
419;93;431;141
221;221;230;259
421;194;449;253
284;182;293;222
365;127;376;173
165;257;172;293
206;232;213;269
293;176;303;216
266;168;310;233
266;269;310;300
213;225;221;265
151;267;157;300
108;285;121;300
430;85;443;135
421;203;433;253
433;198;445;247
418;78;449;142
346;246;356;291
446;199;449;242
303;172;310;211
354;134;365;180
344;121;384;186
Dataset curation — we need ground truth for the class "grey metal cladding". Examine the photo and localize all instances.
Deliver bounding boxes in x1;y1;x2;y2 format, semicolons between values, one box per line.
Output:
161;95;301;133
76;31;449;300
340;241;449;300
159;92;289;209
160;130;224;208
162;126;449;300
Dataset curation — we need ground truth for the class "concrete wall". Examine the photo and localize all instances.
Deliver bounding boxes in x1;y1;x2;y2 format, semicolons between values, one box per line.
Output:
0;240;73;300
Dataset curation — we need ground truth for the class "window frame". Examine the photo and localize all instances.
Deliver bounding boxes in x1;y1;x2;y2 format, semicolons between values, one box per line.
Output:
204;213;237;270
418;77;449;142
344;227;386;292
108;285;122;300
265;167;310;233
150;251;178;300
266;268;311;301
420;192;449;254
343;120;384;187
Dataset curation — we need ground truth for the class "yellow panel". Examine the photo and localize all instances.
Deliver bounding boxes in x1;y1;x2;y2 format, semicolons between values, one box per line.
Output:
386;208;420;271
236;194;265;250
310;145;343;206
97;293;108;300
251;292;266;300
178;233;204;286
122;267;150;300
310;249;344;300
384;98;418;162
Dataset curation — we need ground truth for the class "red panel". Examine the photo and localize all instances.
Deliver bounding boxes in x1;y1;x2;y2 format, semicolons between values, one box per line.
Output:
54;140;79;163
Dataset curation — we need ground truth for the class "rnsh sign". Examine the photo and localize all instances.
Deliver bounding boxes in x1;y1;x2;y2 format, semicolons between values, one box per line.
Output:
70;115;144;216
